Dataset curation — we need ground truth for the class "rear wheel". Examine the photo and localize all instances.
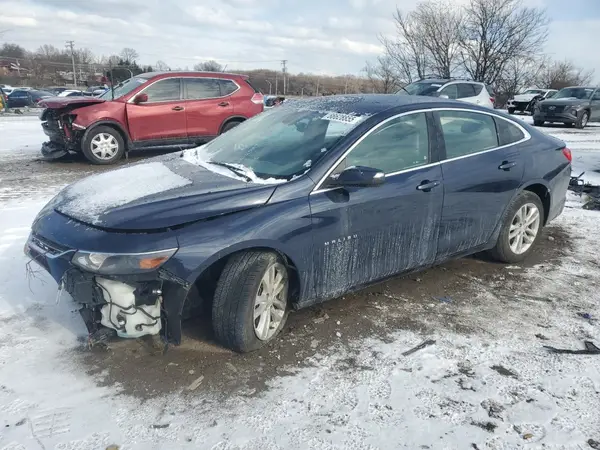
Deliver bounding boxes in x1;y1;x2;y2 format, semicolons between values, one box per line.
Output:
489;191;544;263
212;251;289;352
82;126;125;165
220;120;243;134
507;107;515;115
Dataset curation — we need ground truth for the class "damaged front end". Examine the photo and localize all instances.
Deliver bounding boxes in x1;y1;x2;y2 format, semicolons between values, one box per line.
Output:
26;233;192;347
39;108;85;160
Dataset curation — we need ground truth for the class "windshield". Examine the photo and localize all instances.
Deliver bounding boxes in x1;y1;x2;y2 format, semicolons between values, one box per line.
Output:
398;81;443;96
181;106;369;181
99;77;148;100
523;89;544;95
554;87;594;100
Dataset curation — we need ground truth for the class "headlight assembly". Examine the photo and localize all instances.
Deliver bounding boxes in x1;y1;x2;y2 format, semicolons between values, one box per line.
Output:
71;248;177;274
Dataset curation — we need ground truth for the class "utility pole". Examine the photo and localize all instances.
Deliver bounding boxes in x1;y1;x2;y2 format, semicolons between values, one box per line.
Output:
281;60;287;95
265;80;272;95
275;73;278;95
66;40;77;87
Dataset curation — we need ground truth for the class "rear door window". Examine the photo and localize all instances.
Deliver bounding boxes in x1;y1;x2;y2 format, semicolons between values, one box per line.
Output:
494;118;525;146
438;110;499;159
457;83;477;99
439;84;458;99
143;78;181;102
184;78;221;99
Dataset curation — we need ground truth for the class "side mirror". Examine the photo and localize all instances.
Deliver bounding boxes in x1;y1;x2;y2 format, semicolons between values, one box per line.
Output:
133;93;148;104
328;166;385;187
439;94;449;99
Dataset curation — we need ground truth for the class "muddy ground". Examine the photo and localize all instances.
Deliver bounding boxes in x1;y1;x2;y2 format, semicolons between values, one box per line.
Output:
0;128;580;402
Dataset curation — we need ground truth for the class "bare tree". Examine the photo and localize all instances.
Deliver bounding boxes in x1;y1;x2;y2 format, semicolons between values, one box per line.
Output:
379;8;428;83
459;0;549;84
155;60;170;71
364;56;401;93
75;48;95;65
536;60;595;90
193;60;224;72
413;0;464;78
120;47;139;63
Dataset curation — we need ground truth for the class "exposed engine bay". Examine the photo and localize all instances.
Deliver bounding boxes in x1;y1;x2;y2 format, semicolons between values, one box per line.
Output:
39;108;84;160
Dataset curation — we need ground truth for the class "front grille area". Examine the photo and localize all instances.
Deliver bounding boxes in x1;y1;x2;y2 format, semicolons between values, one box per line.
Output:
30;234;68;257
541;105;565;113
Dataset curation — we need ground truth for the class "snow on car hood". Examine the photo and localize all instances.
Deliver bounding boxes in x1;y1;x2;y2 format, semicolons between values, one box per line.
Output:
47;158;277;230
512;93;540;102
38;96;104;109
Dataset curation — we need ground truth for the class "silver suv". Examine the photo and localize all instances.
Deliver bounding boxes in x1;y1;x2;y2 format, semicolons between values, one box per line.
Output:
398;78;495;109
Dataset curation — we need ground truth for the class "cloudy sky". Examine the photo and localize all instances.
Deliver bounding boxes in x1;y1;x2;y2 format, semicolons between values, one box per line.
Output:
1;0;599;78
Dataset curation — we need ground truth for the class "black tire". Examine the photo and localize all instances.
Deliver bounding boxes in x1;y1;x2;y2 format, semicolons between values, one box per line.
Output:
81;126;125;165
212;251;290;353
507;108;515;115
489;191;544;264
533;120;544;127
575;110;589;129
220;120;243;135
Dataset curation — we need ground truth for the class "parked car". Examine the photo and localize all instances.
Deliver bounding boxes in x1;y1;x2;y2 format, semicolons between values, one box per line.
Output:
398;78;495;109
7;89;53;108
507;89;557;115
38;71;264;164
57;89;87;97
533;86;600;129
45;87;68;95
26;95;571;352
0;84;14;95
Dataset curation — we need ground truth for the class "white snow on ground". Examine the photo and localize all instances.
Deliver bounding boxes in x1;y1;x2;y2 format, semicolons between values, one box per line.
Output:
0;115;46;161
55;162;192;224
0;114;599;449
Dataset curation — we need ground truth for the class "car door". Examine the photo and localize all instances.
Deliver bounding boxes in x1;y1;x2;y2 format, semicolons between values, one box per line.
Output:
183;77;234;140
126;77;187;144
8;90;28;108
309;112;444;299
590;89;600;120
434;109;525;260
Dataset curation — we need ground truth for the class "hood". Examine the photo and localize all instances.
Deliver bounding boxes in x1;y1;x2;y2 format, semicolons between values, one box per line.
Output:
541;98;587;106
512;93;540;102
48;156;277;231
39;96;105;109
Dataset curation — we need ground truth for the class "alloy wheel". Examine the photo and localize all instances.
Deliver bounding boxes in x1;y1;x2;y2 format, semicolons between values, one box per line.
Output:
509;203;541;255
253;262;288;341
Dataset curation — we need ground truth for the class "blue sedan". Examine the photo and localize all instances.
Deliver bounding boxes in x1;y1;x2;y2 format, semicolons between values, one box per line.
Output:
26;95;571;352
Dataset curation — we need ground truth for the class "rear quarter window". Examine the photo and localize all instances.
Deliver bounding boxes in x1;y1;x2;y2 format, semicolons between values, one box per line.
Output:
219;80;239;96
495;118;525;146
472;83;483;95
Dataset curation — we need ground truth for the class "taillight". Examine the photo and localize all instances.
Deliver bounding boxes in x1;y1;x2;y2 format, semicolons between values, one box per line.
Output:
562;147;572;162
251;93;264;105
490;97;495;104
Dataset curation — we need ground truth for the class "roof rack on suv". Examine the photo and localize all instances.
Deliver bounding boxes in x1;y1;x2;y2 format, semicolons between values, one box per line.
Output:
421;75;476;82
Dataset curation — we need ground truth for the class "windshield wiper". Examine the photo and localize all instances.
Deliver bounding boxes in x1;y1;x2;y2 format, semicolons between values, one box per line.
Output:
398;86;410;94
208;161;253;182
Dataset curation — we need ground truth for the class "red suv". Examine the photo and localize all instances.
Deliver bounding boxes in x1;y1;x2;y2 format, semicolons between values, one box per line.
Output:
38;72;264;164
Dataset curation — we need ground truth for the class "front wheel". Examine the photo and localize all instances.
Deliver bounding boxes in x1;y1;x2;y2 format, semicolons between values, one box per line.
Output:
533;119;544;127
489;191;544;263
575;110;589;129
81;126;125;165
212;251;290;352
507;108;515;115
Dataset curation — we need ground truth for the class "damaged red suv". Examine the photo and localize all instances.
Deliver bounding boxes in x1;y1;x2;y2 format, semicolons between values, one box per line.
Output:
39;71;264;164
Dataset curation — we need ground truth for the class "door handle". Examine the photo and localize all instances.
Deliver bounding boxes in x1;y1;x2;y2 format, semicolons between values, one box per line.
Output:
218;102;230;107
172;106;184;111
416;180;440;192
498;161;517;171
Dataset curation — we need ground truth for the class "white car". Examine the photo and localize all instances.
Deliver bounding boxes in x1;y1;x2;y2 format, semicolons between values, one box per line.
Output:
398;79;495;109
507;89;557;115
57;90;87;97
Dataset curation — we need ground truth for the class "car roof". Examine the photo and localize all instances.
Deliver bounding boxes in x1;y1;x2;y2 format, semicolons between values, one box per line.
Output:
563;86;596;90
284;94;483;116
137;71;247;80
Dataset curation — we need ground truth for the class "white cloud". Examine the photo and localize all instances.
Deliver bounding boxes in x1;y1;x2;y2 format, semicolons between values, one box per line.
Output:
0;0;596;80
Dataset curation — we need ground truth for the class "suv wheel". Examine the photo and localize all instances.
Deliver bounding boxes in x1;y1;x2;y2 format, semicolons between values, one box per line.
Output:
489;191;544;263
212;251;290;352
533;120;544;127
507;107;515;115
82;126;125;165
575;110;589;129
220;120;243;134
